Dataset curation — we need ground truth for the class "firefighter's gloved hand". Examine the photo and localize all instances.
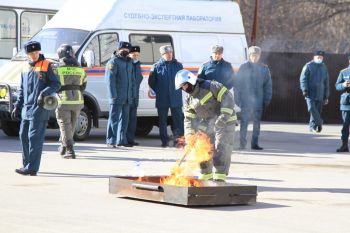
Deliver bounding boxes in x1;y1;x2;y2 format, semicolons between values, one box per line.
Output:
11;107;21;121
302;91;308;97
37;94;45;107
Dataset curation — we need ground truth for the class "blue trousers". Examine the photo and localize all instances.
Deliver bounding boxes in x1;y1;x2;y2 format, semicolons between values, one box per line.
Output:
157;107;183;144
341;111;350;142
126;104;137;143
240;108;262;147
19;119;48;172
106;104;130;145
306;98;323;129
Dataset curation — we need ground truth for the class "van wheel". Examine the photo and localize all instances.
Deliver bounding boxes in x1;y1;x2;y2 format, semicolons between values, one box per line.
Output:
73;107;91;141
1;120;20;137
136;120;153;136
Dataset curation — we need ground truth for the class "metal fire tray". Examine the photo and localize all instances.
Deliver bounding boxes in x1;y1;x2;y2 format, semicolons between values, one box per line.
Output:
109;176;257;206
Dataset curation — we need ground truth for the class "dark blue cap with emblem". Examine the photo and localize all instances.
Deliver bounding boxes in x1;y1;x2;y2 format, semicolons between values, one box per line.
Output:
314;50;325;56
118;41;132;50
24;41;41;54
131;46;140;53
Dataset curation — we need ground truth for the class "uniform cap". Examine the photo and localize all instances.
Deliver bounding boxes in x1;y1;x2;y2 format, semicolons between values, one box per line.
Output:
159;45;173;55
314;50;325;56
130;46;140;53
248;46;261;55
348;53;350;60
212;45;224;54
24;41;41;54
118;41;132;50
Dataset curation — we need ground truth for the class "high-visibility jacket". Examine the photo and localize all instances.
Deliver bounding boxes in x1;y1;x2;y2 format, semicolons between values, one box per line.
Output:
57;66;87;108
184;79;237;137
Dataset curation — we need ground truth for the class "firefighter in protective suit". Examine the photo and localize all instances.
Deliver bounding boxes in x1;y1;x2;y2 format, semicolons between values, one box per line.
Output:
56;44;87;159
175;69;237;182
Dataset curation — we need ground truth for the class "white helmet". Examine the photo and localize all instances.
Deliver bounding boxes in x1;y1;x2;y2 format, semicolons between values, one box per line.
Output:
175;69;197;90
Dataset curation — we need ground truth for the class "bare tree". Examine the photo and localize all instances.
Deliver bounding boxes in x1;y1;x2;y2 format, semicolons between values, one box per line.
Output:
240;0;350;53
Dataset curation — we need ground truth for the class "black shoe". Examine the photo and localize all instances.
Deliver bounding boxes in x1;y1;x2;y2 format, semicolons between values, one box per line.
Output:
107;144;116;148
336;144;349;152
251;145;263;150
58;146;66;156
161;142;169;148
129;141;139;146
15;167;37;176
118;143;133;147
316;125;322;133
63;146;76;159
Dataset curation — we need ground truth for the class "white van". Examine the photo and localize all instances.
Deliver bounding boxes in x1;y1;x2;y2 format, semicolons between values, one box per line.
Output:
0;0;247;139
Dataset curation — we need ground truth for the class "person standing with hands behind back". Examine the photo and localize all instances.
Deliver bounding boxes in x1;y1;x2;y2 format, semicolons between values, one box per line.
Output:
12;41;60;176
335;54;350;152
148;45;184;147
127;45;143;146
55;44;87;159
300;50;330;133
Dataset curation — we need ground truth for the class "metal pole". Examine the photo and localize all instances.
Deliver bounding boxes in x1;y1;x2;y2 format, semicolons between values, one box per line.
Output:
251;0;259;45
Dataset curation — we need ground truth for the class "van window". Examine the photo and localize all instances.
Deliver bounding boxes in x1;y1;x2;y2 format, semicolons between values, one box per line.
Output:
179;35;219;64
129;34;173;64
222;36;246;65
82;33;118;67
21;11;55;47
0;10;16;59
99;33;118;66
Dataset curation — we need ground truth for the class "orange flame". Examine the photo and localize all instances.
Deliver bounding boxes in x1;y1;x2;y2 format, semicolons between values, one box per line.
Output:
161;132;214;187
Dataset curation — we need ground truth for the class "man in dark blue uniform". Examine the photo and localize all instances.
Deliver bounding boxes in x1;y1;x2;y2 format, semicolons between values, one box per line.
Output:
335;54;350;152
197;45;234;90
148;45;183;147
300;50;330;133
105;41;133;148
127;45;143;146
12;41;60;175
235;46;272;150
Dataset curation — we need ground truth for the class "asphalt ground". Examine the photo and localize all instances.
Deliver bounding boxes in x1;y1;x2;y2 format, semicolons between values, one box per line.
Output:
0;121;349;233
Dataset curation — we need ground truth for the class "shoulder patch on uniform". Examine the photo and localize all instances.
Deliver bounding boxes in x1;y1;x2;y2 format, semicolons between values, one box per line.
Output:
108;63;113;70
199;80;211;90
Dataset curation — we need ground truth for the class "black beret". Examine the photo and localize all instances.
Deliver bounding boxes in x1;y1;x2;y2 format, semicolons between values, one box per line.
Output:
314;50;325;56
24;41;41;54
117;41;132;50
130;46;140;53
347;53;350;60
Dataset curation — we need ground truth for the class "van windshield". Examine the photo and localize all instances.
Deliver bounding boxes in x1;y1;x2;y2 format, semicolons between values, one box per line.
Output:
13;28;89;61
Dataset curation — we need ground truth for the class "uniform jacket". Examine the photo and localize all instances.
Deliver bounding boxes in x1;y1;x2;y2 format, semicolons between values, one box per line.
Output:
300;61;330;101
335;66;350;111
57;58;87;110
183;79;237;137
15;54;60;121
131;61;143;107
235;61;272;110
105;52;133;105
197;57;235;90
148;58;183;108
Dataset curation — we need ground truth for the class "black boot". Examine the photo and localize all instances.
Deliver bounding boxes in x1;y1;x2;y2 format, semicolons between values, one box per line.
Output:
336;142;349;152
63;145;76;159
58;145;66;156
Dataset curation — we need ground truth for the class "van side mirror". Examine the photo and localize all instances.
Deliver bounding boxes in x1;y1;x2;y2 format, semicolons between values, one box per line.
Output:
83;50;95;68
12;47;18;56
